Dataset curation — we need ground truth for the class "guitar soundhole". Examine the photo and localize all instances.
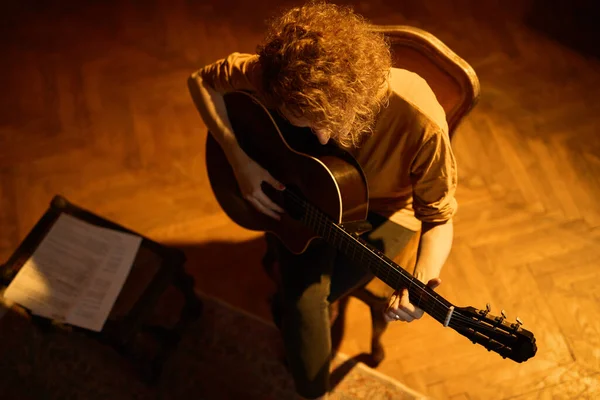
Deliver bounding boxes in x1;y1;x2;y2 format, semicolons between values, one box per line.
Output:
260;182;306;221
283;185;306;221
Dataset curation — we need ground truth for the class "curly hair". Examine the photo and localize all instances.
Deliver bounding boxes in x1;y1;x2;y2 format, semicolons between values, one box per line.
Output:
256;1;391;148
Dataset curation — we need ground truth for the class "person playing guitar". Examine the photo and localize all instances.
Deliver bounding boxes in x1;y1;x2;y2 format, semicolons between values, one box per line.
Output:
188;2;457;399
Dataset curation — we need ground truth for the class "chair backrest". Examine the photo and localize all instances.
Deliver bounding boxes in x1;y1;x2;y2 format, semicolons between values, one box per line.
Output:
370;25;480;139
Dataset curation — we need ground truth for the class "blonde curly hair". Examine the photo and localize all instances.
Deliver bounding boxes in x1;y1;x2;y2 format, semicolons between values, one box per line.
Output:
257;1;391;148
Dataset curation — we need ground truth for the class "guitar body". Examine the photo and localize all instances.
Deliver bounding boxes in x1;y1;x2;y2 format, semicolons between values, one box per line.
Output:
205;91;369;254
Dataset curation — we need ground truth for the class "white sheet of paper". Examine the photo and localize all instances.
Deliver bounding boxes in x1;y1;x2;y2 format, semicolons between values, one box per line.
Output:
4;213;142;331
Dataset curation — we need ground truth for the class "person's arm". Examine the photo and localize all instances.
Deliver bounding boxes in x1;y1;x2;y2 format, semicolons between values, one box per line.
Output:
413;219;453;284
384;220;452;323
385;127;457;323
187;72;246;165
186;57;285;219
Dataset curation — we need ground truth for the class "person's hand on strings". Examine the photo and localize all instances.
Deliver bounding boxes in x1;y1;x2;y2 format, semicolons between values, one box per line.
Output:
230;150;286;220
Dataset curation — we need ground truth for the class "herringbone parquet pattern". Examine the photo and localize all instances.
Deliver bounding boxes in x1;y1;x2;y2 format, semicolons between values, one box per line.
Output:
1;1;599;399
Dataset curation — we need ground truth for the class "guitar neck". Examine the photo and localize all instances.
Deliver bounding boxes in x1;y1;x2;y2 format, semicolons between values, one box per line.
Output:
292;191;456;326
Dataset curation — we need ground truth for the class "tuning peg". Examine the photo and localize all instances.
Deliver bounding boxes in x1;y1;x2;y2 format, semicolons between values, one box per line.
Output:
480;303;492;316
493;309;507;326
478;303;493;319
512;317;524;332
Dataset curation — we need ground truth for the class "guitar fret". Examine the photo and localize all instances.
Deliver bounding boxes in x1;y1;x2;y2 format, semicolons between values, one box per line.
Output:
417;287;425;309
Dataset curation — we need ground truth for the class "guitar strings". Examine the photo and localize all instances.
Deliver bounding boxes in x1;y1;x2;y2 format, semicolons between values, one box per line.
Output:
281;189;497;329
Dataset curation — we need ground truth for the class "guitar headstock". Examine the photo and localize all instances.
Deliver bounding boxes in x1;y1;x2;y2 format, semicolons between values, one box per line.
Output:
453;304;537;363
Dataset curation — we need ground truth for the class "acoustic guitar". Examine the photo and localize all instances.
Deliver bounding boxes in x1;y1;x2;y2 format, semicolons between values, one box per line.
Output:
205;91;537;363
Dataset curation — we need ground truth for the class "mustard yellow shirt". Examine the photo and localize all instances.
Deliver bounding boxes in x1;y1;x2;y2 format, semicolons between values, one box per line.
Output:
195;52;457;231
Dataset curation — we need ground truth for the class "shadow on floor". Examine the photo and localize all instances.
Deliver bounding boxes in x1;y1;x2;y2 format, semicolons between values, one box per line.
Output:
166;236;382;392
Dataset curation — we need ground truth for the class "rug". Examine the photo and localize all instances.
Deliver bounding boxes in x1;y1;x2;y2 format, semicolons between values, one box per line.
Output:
0;291;426;399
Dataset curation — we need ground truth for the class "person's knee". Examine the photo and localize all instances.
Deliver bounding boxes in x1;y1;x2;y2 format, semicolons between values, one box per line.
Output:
284;281;330;318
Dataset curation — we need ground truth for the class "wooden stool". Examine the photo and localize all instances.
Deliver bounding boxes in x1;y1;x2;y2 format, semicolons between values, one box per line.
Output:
0;195;203;384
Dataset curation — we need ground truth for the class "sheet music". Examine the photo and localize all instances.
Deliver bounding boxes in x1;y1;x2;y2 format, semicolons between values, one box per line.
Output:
4;213;142;331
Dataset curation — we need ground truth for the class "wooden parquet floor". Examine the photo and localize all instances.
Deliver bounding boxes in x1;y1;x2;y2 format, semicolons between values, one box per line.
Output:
1;1;599;399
